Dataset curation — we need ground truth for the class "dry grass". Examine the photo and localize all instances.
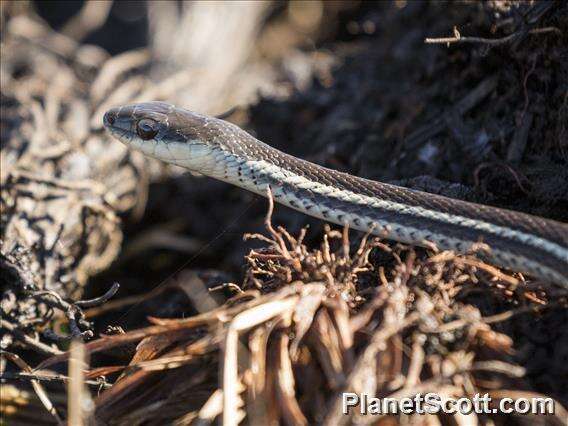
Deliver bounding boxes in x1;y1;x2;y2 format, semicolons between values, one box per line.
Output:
13;194;564;425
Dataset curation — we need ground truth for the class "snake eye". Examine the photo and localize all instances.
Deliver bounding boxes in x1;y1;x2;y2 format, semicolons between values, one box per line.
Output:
136;119;159;140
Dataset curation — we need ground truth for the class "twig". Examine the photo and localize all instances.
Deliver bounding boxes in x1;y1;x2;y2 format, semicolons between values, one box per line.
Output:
324;311;423;425
1;319;63;356
263;186;289;255
472;360;525;378
67;308;93;340
75;282;120;308
425;26;561;46
68;340;89;426
209;282;244;294
2;351;65;425
263;186;302;273
30;294;92;340
83;281;175;318
1;371;111;388
401;76;497;152
30;284;119;340
223;297;300;426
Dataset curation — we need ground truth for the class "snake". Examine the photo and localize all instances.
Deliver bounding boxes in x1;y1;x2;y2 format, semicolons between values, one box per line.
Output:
103;101;568;288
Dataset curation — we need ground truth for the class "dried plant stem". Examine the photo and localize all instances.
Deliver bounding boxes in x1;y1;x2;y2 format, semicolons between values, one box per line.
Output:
425;26;560;46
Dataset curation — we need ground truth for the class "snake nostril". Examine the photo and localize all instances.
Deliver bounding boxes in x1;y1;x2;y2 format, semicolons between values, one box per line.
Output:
103;111;116;126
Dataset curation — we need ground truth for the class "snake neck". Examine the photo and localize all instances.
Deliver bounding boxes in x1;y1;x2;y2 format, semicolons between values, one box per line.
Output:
102;102;568;286
200;142;568;286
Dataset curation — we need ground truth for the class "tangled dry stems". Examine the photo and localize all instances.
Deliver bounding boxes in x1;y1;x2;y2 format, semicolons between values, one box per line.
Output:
10;195;564;425
243;188;386;306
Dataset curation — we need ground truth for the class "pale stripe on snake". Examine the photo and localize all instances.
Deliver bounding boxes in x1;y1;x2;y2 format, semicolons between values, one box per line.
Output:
103;101;568;287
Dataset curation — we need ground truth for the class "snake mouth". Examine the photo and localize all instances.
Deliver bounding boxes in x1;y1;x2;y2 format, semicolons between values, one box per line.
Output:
104;124;132;144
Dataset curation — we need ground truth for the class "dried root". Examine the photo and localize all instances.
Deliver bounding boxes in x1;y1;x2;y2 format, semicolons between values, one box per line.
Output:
11;197;564;425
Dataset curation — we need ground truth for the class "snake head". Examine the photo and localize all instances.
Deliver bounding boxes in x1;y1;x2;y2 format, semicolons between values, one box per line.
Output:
103;101;222;170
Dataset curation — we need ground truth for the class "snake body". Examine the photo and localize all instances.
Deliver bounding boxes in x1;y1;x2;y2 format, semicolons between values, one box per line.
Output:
103;102;568;287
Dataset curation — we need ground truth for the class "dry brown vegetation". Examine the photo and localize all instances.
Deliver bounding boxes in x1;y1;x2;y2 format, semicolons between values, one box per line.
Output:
16;196;568;425
1;1;567;425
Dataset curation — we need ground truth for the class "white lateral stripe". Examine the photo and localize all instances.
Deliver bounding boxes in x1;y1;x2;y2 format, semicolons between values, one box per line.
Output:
252;160;568;262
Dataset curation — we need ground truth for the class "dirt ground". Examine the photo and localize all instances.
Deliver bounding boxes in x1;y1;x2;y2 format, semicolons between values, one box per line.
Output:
1;1;567;425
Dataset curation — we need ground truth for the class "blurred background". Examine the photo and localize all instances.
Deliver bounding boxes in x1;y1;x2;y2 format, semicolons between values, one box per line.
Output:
2;1;567;424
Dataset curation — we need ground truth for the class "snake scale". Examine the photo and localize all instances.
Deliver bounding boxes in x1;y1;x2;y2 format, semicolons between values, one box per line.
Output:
103;101;568;287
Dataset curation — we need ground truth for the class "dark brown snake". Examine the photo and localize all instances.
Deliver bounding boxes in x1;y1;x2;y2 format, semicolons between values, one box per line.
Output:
103;101;568;288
